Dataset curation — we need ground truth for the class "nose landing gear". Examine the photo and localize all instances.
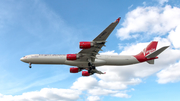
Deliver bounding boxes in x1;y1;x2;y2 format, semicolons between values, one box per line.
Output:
29;63;32;68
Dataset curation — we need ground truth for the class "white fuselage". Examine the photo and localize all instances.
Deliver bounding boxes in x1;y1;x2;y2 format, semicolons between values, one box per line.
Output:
20;54;140;68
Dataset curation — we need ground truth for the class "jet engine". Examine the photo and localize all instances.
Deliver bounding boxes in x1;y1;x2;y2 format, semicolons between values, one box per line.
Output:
82;71;90;76
70;67;79;73
79;42;93;49
67;54;79;60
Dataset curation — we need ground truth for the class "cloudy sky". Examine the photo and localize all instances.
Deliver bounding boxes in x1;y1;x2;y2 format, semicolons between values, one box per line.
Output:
0;0;180;101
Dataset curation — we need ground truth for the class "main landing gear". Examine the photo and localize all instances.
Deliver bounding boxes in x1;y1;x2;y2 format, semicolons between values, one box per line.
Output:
88;62;96;73
29;63;32;68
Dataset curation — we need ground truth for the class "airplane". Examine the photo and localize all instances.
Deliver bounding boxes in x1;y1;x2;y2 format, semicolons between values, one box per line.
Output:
20;17;169;76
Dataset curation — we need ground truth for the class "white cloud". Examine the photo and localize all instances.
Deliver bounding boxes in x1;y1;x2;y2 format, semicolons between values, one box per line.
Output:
71;76;133;97
87;96;100;101
70;72;137;98
168;25;180;48
100;50;118;55
71;76;98;91
117;5;180;40
158;0;168;5
0;88;81;101
143;2;146;6
128;4;133;9
157;61;180;84
120;42;148;55
88;88;117;96
113;92;131;98
113;89;134;98
98;80;127;90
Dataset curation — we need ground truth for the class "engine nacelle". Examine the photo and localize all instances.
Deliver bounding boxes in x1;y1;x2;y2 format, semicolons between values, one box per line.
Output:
82;71;90;76
67;54;79;60
79;41;93;49
70;67;79;73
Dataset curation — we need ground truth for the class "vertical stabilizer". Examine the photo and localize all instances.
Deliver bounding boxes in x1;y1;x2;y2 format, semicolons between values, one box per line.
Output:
134;41;158;63
137;41;158;57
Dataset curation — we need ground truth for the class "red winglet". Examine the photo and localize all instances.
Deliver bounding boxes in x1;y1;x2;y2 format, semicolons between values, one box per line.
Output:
115;17;121;23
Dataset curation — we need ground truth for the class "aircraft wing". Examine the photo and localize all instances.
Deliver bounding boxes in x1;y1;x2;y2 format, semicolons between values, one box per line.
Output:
78;17;120;62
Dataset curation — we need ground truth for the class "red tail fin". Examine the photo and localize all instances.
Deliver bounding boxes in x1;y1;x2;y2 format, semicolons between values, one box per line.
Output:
134;41;158;62
137;41;158;57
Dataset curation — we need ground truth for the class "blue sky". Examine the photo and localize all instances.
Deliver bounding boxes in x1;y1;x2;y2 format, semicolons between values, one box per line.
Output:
0;0;180;101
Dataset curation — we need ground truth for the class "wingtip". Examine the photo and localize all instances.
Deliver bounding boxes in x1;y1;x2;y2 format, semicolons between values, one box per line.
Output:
164;45;170;49
115;17;121;23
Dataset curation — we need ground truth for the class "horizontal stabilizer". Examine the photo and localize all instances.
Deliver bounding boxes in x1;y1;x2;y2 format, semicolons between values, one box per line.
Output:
147;60;154;64
146;46;169;59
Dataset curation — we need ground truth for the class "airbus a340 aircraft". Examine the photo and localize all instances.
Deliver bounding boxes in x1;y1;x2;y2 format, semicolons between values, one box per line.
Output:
20;17;169;76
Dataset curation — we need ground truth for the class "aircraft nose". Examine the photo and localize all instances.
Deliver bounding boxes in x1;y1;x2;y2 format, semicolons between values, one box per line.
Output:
20;57;26;62
20;57;24;61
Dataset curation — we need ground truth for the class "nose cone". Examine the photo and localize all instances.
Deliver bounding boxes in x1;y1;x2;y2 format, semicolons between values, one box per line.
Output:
20;57;26;62
20;57;24;61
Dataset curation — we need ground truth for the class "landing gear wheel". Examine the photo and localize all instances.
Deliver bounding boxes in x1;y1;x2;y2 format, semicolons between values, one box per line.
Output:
88;62;92;66
92;66;95;69
29;63;32;68
88;66;92;73
87;61;95;74
88;70;91;73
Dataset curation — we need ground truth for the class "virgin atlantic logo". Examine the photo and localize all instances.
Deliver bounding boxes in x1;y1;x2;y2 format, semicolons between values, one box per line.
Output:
143;48;156;56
